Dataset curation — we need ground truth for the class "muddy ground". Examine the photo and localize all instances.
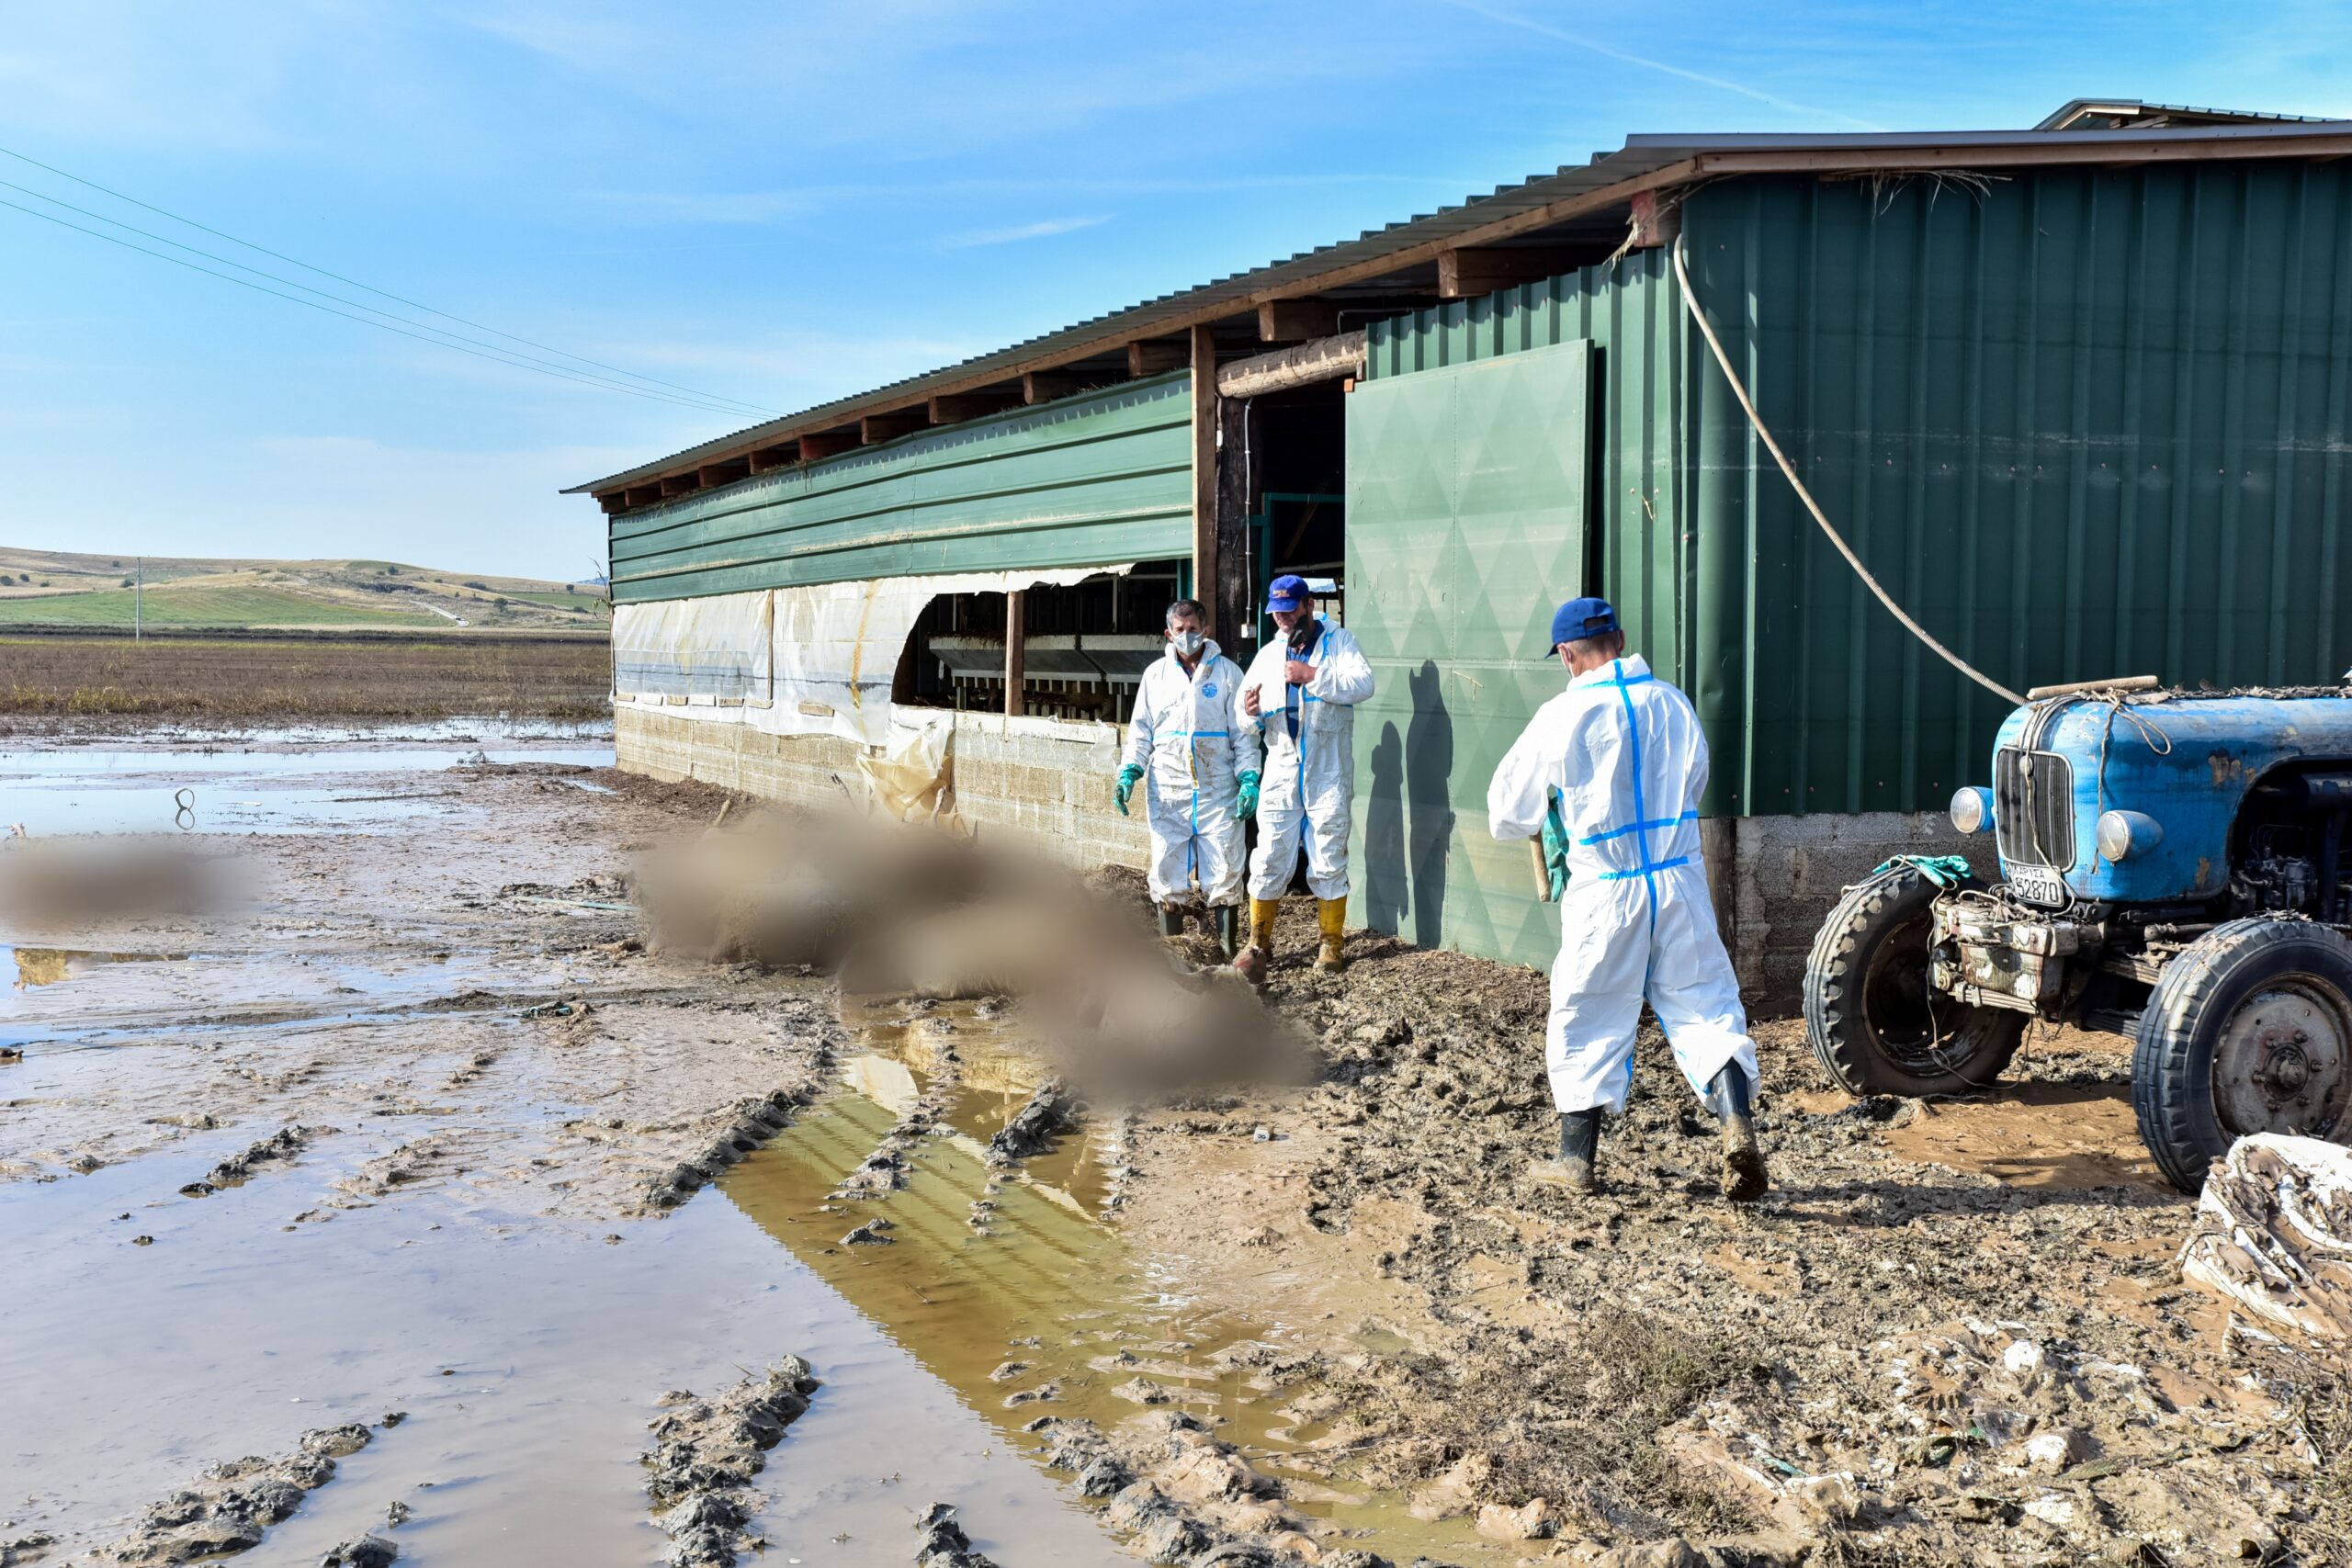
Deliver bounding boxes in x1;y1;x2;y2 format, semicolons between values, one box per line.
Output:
1;726;2343;1567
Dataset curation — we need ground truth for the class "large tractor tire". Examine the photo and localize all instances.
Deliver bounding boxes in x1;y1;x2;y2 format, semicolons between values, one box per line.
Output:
2132;918;2352;1192
1804;865;2025;1099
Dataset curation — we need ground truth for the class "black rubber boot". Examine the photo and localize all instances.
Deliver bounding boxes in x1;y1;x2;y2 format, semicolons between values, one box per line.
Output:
1707;1061;1770;1202
1528;1109;1601;1194
1213;905;1238;959
1158;904;1186;940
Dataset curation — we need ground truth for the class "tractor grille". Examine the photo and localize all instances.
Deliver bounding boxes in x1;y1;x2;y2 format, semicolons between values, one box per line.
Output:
1995;747;2076;870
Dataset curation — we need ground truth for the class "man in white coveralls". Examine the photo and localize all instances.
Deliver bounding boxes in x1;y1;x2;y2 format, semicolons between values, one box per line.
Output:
1238;575;1374;977
1114;598;1261;958
1487;596;1769;1201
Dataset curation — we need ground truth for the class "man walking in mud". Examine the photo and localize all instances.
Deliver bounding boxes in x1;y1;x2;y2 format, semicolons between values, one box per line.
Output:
1238;575;1374;977
1114;599;1261;957
1487;597;1769;1201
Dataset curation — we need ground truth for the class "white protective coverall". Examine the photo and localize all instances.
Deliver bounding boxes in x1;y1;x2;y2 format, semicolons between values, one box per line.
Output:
1487;653;1759;1113
1241;617;1375;901
1124;641;1261;907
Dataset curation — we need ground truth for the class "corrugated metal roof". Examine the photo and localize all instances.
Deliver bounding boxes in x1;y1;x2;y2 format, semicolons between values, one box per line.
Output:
570;118;2352;497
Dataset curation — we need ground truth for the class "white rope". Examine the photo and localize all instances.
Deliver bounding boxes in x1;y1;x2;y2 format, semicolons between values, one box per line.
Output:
1670;234;2027;708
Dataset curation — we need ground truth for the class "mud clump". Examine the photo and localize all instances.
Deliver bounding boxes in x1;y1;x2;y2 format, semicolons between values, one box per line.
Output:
0;1533;54;1567
985;1078;1078;1164
912;1502;1001;1568
319;1535;398;1566
642;1357;820;1567
636;1086;819;1213
180;1123;334;1197
96;1422;375;1563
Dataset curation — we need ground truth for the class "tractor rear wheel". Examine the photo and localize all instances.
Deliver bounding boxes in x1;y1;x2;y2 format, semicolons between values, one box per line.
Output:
1804;865;2025;1099
2132;918;2352;1192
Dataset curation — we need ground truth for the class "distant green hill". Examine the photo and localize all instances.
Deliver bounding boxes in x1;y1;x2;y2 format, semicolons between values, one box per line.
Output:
0;547;606;633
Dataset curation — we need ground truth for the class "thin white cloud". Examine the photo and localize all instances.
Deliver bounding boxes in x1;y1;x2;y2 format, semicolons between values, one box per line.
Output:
1441;1;1891;132
940;214;1110;249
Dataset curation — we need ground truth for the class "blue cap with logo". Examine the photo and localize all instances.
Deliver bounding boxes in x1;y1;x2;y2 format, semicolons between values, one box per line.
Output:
1546;596;1619;652
1266;574;1312;613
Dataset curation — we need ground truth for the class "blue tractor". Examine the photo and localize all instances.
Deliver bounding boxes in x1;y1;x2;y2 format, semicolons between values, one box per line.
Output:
1804;684;2352;1190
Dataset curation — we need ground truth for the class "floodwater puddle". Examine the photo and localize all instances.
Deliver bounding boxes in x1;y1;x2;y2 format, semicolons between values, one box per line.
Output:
723;1000;1498;1560
0;741;615;835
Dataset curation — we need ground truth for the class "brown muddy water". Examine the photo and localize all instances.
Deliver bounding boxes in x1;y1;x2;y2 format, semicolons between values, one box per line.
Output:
731;1002;1495;1562
0;735;1129;1564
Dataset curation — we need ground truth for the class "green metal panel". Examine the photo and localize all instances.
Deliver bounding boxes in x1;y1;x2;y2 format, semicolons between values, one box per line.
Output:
609;375;1192;603
1348;340;1592;970
1368;163;2352;818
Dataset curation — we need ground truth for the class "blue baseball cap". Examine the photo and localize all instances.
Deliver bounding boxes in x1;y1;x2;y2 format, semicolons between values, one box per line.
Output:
1546;596;1619;651
1266;574;1312;613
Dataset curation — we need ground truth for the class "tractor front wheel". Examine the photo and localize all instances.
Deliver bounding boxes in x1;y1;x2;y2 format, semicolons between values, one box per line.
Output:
2132;918;2352;1192
1804;865;2025;1099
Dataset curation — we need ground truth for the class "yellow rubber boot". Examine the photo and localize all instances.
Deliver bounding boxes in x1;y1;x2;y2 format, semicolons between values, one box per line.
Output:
1235;897;1281;985
1315;897;1347;974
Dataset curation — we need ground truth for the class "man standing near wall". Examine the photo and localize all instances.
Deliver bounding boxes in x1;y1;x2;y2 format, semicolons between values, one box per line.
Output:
1486;597;1769;1201
1114;600;1261;957
1238;575;1374;976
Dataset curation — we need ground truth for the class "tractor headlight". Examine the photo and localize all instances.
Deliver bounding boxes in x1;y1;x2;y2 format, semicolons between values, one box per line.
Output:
2096;809;2163;863
1950;785;1995;835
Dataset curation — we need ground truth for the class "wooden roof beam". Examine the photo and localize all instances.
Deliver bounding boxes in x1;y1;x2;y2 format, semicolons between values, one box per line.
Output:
659;474;701;498
1126;339;1189;377
1257;298;1339;343
595;491;627;515
860;411;924;445
696;458;752;489
927;389;1023;424
798;430;857;461
1438;245;1587;299
1023;369;1088;404
623;484;664;509
747;444;797;473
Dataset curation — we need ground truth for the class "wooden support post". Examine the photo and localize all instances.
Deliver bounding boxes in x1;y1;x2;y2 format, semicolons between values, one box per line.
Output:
1003;589;1026;717
1129;339;1189;377
1216;395;1251;655
1189;323;1220;639
797;430;856;461
860;412;924;445
1022;370;1085;404
1437;245;1586;299
1256;298;1337;343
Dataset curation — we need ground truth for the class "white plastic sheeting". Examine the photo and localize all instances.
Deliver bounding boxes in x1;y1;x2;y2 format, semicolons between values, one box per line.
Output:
613;591;773;707
615;565;1130;746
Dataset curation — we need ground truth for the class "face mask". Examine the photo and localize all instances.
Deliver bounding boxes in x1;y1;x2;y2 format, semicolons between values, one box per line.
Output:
1171;629;1205;657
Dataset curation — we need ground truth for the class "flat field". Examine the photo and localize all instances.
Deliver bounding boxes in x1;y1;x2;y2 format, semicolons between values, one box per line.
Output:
0;586;440;630
0;632;610;721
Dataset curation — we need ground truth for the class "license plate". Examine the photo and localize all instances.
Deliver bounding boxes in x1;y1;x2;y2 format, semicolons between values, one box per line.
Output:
2009;864;2067;906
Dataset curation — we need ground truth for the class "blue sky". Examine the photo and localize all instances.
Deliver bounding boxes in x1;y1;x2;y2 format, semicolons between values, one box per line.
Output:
4;2;2348;579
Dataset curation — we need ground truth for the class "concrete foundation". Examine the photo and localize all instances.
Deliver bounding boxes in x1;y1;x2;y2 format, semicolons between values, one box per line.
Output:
1708;810;1972;1017
617;706;1963;1017
615;705;1151;875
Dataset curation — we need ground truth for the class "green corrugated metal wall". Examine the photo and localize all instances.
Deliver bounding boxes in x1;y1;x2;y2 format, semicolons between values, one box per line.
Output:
609;374;1192;604
1367;163;2352;818
1348;341;1593;969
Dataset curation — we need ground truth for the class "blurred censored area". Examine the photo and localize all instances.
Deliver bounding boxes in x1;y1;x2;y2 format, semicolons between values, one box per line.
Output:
631;807;1303;1096
0;836;240;926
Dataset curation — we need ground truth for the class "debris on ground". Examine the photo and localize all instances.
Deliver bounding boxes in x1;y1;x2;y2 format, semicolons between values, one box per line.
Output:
642;1358;821;1568
180;1123;334;1196
985;1077;1079;1164
2180;1132;2352;1343
95;1423;375;1564
318;1533;398;1566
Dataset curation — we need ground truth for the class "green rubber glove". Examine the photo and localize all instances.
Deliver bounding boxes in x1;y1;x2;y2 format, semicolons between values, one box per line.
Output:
1541;797;1570;902
1114;762;1143;816
1235;770;1261;818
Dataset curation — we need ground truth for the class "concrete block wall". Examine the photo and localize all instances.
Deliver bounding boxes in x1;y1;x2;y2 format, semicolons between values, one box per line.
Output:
616;705;1151;872
1713;810;1972;1016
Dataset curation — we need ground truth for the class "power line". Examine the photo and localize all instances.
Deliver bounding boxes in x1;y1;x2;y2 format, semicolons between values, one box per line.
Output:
0;176;775;419
0;195;764;417
0;141;786;420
